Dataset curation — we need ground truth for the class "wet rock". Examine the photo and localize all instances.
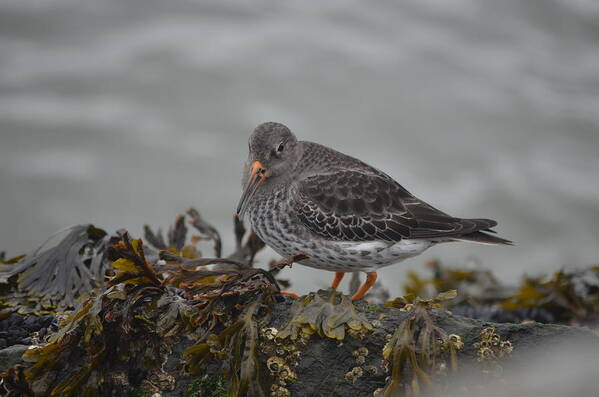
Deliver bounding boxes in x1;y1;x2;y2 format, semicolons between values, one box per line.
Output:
0;344;29;371
0;313;57;348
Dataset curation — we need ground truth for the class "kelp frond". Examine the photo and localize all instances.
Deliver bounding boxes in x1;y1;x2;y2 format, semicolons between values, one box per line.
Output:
0;225;110;312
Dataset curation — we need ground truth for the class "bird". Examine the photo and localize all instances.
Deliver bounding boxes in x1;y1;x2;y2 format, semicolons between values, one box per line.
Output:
236;122;511;300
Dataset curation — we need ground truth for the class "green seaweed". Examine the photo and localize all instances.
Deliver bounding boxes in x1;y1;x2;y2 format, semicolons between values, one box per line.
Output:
277;289;372;341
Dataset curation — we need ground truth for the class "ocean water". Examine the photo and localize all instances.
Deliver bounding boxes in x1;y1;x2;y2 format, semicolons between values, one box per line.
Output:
1;0;599;295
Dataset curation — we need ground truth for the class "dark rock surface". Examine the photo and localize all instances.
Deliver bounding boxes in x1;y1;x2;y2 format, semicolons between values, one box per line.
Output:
0;344;29;371
0;313;57;349
277;301;599;397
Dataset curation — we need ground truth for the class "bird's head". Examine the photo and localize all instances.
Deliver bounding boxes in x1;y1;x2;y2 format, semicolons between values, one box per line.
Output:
236;122;300;218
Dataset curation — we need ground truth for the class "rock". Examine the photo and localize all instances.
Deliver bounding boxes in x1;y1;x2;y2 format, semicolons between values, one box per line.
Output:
274;301;599;397
163;297;599;397
0;344;29;371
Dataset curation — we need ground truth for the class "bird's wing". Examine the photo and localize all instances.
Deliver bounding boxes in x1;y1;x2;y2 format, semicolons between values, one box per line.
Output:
292;169;496;241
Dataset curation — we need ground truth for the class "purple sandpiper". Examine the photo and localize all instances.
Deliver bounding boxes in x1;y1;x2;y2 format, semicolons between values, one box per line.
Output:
236;122;511;300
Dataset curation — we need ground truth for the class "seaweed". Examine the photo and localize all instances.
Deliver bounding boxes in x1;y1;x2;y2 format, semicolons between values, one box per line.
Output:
378;290;463;397
0;365;35;397
184;298;272;397
401;260;599;326
0;225;111;313
10;210;291;396
187;208;223;258
0;209;263;316
500;267;599;325
277;289;372;341
143;214;188;252
20;234;191;395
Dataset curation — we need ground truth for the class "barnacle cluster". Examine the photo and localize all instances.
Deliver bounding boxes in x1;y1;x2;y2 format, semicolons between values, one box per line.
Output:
344;366;364;383
259;327;304;397
474;327;513;376
343;346;372;384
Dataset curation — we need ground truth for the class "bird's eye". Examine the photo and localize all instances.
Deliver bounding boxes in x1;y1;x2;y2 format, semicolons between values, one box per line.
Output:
276;142;285;153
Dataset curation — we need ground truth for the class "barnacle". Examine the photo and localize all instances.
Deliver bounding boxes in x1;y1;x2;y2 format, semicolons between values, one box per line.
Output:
353;346;369;365
474;327;513;377
344;366;364;383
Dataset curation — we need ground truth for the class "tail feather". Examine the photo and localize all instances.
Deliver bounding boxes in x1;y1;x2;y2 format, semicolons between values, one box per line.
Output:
452;230;513;246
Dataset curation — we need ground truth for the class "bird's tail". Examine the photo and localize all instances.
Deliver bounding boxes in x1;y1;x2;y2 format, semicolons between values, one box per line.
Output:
452;231;513;246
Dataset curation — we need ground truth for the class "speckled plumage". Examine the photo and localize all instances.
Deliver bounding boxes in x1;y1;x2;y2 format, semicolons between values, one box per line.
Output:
239;122;510;276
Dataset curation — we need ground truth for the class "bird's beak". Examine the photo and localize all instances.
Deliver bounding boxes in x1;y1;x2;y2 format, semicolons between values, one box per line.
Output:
236;161;268;218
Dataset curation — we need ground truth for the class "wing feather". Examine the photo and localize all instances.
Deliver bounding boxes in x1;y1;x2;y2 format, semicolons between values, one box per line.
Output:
292;169;497;242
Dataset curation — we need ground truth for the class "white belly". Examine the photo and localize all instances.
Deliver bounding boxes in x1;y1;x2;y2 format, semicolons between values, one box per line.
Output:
274;238;435;273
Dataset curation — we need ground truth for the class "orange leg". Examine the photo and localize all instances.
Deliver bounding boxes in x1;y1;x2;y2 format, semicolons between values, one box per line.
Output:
279;291;301;299
351;272;377;301
331;272;345;290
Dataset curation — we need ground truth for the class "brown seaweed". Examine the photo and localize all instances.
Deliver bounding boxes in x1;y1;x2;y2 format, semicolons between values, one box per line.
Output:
379;290;463;397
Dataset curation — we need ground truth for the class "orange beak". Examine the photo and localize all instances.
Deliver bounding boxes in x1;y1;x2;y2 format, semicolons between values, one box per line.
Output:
236;161;268;218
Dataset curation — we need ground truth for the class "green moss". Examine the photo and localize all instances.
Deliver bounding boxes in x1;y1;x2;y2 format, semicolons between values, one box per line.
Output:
185;375;227;397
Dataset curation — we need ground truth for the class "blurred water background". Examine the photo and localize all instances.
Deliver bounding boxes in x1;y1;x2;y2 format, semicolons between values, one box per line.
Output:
1;0;599;295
